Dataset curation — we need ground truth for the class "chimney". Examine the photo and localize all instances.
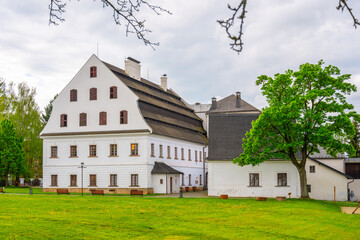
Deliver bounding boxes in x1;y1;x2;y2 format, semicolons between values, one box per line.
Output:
161;74;167;91
125;57;141;80
236;91;241;108
211;97;217;109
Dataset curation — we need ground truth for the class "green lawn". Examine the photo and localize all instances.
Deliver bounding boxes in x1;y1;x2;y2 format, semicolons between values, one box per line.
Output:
0;194;359;239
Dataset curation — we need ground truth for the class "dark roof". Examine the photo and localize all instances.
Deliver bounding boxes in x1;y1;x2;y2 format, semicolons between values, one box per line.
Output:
209;94;260;113
151;162;183;174
309;157;353;179
103;61;207;145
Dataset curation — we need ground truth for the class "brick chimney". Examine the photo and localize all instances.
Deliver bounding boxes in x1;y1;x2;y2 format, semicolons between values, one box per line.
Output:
236;91;241;108
211;97;217;109
125;57;141;80
161;74;167;91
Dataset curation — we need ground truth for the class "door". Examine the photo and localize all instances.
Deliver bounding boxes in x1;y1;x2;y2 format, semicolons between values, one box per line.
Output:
170;177;173;193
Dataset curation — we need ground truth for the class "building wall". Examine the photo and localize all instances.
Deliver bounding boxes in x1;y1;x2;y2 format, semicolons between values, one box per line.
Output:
349;180;360;201
209;159;349;201
314;158;345;173
152;174;181;194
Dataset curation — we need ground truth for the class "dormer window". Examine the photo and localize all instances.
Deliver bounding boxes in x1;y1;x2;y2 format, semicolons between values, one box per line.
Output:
90;66;97;78
120;110;128;124
70;89;77;102
60;114;67;127
110;86;117;99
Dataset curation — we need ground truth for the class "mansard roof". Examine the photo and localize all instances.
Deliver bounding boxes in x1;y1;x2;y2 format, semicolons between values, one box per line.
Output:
103;61;207;145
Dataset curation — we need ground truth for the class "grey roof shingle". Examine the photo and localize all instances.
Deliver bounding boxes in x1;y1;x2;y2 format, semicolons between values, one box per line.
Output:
151;162;183;174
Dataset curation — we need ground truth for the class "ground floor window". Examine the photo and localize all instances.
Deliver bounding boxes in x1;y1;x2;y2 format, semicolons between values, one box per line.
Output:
131;174;138;186
200;174;202;185
51;175;57;186
110;174;117;186
90;174;97;186
249;173;260;187
70;175;77;187
307;184;311;193
277;173;287;186
181;174;184;186
188;174;192;186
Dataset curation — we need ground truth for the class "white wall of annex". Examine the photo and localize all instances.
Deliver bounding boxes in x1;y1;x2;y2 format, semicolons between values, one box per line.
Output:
41;54;150;135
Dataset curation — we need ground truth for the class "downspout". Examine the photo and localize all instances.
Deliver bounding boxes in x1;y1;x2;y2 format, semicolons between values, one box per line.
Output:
347;178;355;201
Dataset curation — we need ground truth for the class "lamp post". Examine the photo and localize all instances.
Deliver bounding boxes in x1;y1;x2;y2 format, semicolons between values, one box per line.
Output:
78;162;86;196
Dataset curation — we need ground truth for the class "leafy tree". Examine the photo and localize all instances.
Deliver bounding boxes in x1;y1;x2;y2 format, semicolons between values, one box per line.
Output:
41;94;58;125
233;60;358;198
0;119;25;187
48;0;359;53
7;82;43;178
350;121;360;157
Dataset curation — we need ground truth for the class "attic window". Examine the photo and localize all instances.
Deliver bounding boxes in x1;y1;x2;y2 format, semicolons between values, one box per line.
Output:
70;89;77;102
90;88;97;100
110;86;117;99
90;66;97;78
60;114;67;127
120;110;128;124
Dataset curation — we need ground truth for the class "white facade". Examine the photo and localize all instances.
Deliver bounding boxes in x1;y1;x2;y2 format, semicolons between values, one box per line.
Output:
41;55;207;194
208;158;350;201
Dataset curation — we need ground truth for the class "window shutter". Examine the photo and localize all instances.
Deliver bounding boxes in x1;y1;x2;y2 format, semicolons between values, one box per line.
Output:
99;112;107;125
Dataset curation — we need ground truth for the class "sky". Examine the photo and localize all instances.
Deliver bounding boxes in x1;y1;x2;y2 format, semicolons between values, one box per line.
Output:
0;0;360;113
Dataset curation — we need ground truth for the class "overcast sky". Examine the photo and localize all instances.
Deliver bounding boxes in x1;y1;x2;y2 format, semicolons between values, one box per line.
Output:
0;0;359;113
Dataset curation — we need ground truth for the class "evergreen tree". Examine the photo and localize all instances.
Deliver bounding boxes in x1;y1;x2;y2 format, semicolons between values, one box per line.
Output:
350;121;360;157
41;94;58;125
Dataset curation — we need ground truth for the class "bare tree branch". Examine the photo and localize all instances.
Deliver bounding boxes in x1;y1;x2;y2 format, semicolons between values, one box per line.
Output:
337;0;360;28
49;0;171;49
217;0;247;54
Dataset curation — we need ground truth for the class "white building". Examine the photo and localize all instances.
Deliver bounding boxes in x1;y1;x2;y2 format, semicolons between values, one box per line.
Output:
206;93;353;201
41;55;207;194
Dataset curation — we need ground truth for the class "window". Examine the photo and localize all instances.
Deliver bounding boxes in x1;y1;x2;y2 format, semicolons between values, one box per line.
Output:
200;174;202;185
160;179;163;184
70;175;77;187
70;145;77;157
277;173;287;186
89;145;97;157
181;174;184;186
90;174;97;186
181;148;184;160
195;151;198;162
51;175;57;186
79;113;87;126
99;111;107;125
120;110;128;124
189;174;192;186
70;89;77;102
110;144;117;156
51;146;58;158
200;151;202;162
150;143;155;157
90;66;97;78
167;146;171;159
174;147;178;159
310;165;315;173
110;174;117;186
346;163;360;179
307;184;311;193
131;143;138;156
60;114;67;127
131;174;139;186
188;149;191;161
159;145;163;158
90;88;97;100
110;86;117;99
249;173;260;187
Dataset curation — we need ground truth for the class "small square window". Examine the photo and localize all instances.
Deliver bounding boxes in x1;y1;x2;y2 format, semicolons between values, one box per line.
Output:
310;166;315;173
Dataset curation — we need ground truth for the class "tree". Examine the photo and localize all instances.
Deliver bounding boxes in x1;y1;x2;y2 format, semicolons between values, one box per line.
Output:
41;94;58;125
7;82;43;178
49;0;359;53
350;121;360;157
0;119;25;187
233;60;358;198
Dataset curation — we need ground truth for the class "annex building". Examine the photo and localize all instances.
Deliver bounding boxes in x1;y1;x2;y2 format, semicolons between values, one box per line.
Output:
40;55;208;194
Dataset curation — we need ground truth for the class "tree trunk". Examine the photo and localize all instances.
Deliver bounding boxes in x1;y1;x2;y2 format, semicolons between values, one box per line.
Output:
297;166;309;198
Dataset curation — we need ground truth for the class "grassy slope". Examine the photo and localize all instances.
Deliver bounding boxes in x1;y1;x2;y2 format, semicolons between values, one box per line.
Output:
0;195;359;240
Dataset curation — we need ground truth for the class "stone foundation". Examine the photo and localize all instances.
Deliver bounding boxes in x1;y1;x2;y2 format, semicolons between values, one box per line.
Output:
42;187;154;194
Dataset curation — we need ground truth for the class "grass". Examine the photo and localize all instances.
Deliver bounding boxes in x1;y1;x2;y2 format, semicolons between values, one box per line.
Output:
1;194;360;240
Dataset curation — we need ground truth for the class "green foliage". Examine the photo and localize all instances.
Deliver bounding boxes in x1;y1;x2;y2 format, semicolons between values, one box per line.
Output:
0;119;25;186
41;94;58;125
350;121;360;157
0;195;360;239
234;60;358;197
